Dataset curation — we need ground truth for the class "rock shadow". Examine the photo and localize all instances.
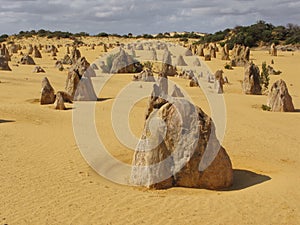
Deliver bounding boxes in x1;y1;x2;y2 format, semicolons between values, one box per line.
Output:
0;119;15;123
223;169;271;191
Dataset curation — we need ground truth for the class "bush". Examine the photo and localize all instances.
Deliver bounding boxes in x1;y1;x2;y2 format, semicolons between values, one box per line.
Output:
262;104;271;111
260;62;270;89
97;32;109;37
224;64;233;70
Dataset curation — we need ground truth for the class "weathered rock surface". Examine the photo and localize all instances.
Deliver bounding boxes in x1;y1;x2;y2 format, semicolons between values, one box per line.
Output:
41;77;55;105
20;55;35;65
243;63;262;95
267;79;294;112
270;43;277;56
110;49;142;73
54;92;66;110
131;85;233;190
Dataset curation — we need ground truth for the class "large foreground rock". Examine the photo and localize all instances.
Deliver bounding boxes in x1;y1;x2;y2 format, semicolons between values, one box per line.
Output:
74;77;98;101
131;85;233;190
267;79;294;112
41;77;55;105
243;63;262;95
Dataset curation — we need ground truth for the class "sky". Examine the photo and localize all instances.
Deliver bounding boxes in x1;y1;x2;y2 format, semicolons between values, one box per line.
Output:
0;0;300;35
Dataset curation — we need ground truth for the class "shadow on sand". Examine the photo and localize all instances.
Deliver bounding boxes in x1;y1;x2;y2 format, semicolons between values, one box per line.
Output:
0;119;15;124
97;97;112;102
224;169;271;191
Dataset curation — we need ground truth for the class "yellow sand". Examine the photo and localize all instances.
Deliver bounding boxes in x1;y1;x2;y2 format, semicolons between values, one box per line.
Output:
0;37;300;225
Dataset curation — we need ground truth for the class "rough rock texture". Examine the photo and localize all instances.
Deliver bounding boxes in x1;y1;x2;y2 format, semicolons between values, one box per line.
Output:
54;92;66;110
214;70;225;94
176;55;187;66
161;50;177;76
56;91;73;103
33;46;42;58
133;68;155;82
197;46;204;57
267;79;294;112
243;63;262;95
210;48;216;58
65;69;81;98
65;57;97;100
131;85;233;190
230;44;250;67
62;54;72;65
71;47;81;64
0;56;11;71
41;77;55;105
73;77;98;101
189;77;199;87
162;49;172;65
55;61;64;71
110;49;142;73
1;44;11;61
20;55;35;65
27;44;33;55
220;46;230;60
9;44;18;54
270;43;277;56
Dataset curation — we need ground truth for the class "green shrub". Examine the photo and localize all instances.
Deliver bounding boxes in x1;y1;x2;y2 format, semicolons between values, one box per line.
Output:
262;104;271;111
224;64;233;70
260;61;270;89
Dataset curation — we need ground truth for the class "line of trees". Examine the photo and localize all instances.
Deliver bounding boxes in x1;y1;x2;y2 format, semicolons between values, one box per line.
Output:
0;21;299;47
198;21;300;48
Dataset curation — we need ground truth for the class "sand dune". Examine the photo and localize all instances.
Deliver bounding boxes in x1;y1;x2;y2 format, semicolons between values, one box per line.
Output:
0;37;299;224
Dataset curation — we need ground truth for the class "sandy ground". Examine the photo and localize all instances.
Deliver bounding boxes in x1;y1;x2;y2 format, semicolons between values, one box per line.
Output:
0;37;300;225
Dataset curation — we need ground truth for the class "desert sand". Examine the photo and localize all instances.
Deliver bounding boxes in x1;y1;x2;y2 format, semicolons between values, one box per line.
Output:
0;36;300;224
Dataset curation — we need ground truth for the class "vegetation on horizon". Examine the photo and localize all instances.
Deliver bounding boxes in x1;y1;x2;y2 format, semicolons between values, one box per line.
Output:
0;21;299;48
198;21;300;48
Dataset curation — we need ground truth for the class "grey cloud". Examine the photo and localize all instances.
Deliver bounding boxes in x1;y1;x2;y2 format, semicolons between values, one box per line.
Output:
0;0;299;35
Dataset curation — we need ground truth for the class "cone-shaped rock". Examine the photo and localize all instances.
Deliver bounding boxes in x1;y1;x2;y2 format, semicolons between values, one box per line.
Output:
267;79;294;112
41;77;55;105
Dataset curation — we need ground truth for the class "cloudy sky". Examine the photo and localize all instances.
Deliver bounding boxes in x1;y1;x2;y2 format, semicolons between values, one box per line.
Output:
0;0;300;35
